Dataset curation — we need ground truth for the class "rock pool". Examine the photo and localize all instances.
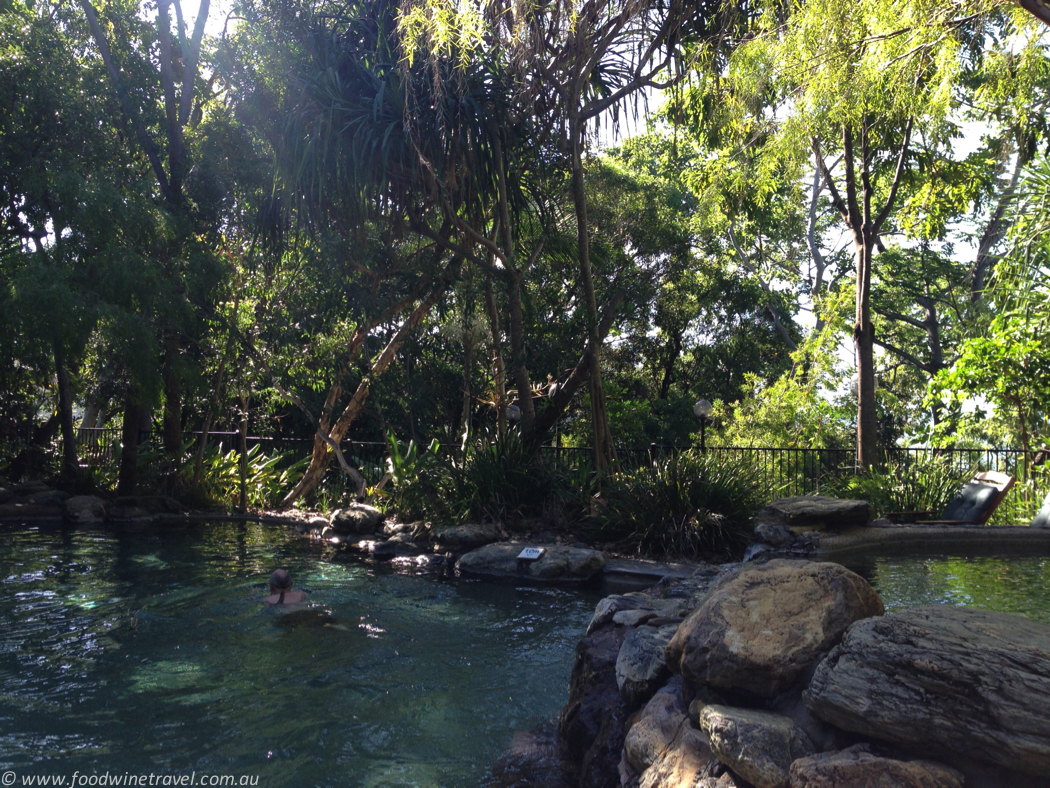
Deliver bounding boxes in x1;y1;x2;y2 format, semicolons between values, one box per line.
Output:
0;521;603;786
849;554;1050;624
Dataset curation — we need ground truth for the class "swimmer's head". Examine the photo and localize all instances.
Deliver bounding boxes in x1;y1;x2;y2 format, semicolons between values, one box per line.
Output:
269;569;293;591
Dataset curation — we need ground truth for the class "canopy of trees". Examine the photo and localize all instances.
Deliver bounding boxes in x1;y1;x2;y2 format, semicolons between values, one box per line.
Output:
2;0;1049;504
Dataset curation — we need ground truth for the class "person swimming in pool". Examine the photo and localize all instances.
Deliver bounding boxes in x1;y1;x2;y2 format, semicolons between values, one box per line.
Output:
263;569;306;605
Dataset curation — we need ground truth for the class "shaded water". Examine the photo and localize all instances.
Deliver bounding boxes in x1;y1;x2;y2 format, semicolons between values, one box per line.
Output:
849;555;1050;624
0;521;603;786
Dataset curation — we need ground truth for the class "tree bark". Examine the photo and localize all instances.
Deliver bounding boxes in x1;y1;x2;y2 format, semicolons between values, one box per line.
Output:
163;334;183;463
570;118;615;472
117;390;142;496
280;263;459;507
54;342;78;482
484;274;508;438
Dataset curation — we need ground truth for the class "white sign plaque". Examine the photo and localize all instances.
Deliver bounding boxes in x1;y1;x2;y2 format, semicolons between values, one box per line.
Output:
517;547;545;561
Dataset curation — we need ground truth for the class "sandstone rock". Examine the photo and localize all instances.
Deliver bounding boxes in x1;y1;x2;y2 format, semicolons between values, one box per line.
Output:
638;720;716;788
329;503;384;534
753;522;795;547
558;624;630;787
804;605;1050;777
612;608;655;628
623;677;690;773
370;531;429;560
666;560;884;699
25;489;70;506
699;705;815;788
0;502;63;519
13;480;50;495
295;517;330;537
63;495;107;524
486;722;570;788
457;542;605;583
432;522;503;550
382;521;421;537
588;594;652;634
616;624;679;710
107;504;153;522
788;744;964;788
756;496;873;532
108;495;184;522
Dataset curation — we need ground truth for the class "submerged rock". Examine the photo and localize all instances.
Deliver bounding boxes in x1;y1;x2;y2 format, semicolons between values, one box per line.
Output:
665;560;883;699
457;542;605;583
804;605;1050;777
788;744;963;788
699;705;815;788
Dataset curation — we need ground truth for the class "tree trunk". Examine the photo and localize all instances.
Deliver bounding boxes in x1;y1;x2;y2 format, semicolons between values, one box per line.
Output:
281;268;458;507
506;269;535;431
117;390;142;496
54;342;78;482
854;236;878;469
484;275;508;438
163;335;182;463
459;304;476;457
238;390;248;513
570;120;615;472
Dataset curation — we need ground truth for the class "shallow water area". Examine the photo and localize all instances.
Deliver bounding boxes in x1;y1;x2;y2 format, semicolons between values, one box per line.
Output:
849;554;1050;623
0;520;603;786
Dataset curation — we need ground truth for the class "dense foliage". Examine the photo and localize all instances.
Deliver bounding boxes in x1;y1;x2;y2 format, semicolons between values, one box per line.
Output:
2;0;1050;544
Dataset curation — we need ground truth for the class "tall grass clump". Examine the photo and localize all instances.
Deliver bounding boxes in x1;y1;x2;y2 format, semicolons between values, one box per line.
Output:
588;450;765;560
826;455;973;517
384;431;593;527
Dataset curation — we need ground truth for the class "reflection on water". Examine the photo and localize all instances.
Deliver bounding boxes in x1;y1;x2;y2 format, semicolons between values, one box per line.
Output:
848;555;1050;624
0;522;602;786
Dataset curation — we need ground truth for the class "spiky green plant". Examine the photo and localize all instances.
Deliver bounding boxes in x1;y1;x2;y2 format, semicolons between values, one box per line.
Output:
588;450;765;560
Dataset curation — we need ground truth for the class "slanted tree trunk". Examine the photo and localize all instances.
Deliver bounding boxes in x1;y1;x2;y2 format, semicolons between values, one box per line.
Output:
281;264;460;507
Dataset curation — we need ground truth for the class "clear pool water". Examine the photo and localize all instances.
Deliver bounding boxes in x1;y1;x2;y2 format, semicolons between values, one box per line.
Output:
0;521;603;786
850;554;1050;624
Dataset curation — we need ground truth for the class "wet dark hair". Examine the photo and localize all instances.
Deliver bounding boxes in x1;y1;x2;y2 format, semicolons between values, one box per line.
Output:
270;569;293;603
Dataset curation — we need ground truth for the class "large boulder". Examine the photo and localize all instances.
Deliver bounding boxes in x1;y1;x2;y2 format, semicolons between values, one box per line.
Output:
329;503;384;534
623;677;691;774
457;542;605;583
665;560;884;699
432;522;503;551
25;489;69;506
558;624;630;787
788;744;963;788
804;605;1050;777
755;496;873;532
699;706;815;788
63;495;107;524
616;624;679;710
638;720;716;788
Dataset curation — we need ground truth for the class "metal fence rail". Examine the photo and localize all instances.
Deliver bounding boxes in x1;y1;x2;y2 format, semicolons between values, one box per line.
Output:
61;428;1045;500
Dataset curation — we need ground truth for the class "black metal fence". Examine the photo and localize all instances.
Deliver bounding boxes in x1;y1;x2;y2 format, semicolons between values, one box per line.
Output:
63;427;1042;500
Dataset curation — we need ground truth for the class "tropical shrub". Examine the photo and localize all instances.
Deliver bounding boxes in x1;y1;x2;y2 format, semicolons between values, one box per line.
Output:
826;455;973;518
588;449;765;560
